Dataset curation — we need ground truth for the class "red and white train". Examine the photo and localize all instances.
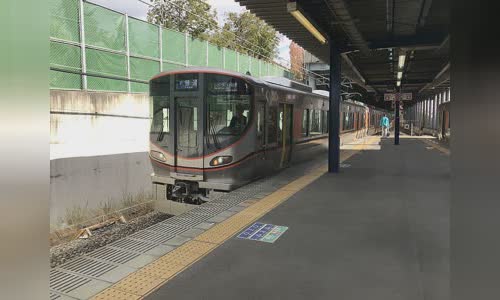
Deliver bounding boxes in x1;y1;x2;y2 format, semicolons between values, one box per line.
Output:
149;67;387;203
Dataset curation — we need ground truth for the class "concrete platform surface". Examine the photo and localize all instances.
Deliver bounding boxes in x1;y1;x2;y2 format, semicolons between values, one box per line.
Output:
147;137;449;300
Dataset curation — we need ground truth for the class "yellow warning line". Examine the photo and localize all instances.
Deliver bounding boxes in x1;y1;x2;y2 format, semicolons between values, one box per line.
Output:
91;136;379;300
420;138;450;155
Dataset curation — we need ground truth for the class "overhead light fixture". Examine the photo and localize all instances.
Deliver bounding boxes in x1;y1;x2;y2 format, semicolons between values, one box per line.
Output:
287;1;327;44
396;80;401;87
398;55;406;69
397;71;402;79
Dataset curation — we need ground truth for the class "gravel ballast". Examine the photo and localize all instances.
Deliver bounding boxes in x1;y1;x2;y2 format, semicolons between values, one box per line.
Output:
50;211;172;268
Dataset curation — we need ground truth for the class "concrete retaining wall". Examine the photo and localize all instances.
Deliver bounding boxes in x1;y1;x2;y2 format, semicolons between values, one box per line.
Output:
50;90;152;227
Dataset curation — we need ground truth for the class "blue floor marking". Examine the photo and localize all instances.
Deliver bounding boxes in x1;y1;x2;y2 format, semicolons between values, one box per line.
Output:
236;222;265;239
237;223;288;243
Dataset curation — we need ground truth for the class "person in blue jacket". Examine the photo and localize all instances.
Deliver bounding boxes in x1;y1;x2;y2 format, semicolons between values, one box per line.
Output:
380;114;390;137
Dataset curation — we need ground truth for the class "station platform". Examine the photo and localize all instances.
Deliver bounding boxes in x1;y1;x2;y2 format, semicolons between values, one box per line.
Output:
143;136;449;300
50;135;449;300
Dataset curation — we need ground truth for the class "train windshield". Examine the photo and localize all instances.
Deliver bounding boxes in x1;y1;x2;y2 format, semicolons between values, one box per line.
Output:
149;73;252;154
205;74;251;152
150;76;170;150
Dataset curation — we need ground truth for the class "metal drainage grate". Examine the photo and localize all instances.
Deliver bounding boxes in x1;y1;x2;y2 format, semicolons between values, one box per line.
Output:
212;196;248;206
129;230;176;244
189;206;227;216
203;202;234;209
49;292;61;300
161;214;210;228
109;238;157;253
87;247;140;264
58;257;117;278
50;269;91;294
147;223;190;235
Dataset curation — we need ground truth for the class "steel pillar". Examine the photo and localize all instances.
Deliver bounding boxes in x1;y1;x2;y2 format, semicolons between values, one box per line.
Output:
395;99;400;145
328;44;341;173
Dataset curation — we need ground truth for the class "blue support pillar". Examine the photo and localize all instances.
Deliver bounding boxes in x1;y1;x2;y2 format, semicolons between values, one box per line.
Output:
328;44;341;173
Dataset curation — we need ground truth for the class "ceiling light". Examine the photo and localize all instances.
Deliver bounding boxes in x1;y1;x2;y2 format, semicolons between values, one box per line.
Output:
396;80;401;87
287;2;327;44
397;71;402;79
398;55;406;69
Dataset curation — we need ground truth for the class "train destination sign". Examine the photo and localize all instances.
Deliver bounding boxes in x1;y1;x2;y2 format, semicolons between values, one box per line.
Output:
237;222;288;243
384;92;412;101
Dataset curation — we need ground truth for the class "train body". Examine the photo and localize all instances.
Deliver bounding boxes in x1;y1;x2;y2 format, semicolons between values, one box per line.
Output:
149;67;386;203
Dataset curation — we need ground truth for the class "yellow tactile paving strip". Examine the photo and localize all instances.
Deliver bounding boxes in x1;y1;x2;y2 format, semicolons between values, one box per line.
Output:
420;138;450;155
91;136;379;300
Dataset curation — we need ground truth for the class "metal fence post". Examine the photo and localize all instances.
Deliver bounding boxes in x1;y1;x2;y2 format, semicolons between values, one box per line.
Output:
159;25;163;72
237;52;240;73
125;14;131;93
78;0;87;90
206;40;209;66
185;32;188;66
222;47;226;69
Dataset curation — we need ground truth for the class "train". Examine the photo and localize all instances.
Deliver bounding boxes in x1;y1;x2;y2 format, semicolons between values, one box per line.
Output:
148;67;388;204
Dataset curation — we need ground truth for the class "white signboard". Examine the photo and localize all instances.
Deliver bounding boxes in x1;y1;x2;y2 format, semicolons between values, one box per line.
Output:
400;93;412;101
384;93;396;101
384;92;412;101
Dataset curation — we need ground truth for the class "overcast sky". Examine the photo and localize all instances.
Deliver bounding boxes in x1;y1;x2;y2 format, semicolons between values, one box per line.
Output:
88;0;291;66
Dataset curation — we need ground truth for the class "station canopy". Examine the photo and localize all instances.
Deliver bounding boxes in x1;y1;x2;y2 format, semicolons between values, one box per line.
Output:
236;0;449;101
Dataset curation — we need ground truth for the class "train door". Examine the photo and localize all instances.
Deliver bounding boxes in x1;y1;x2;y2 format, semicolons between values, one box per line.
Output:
278;103;293;168
256;101;267;174
172;95;204;178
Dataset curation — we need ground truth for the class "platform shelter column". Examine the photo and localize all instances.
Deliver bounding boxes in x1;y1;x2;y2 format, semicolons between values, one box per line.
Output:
328;42;341;173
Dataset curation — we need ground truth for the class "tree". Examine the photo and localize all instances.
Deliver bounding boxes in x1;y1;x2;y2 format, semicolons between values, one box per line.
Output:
289;42;305;81
210;11;280;61
147;0;218;39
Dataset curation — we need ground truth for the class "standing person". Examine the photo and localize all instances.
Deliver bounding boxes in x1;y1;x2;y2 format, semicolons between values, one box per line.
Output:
380;114;390;137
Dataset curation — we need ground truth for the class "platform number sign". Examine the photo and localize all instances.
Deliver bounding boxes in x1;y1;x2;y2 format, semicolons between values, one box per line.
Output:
237;222;288;243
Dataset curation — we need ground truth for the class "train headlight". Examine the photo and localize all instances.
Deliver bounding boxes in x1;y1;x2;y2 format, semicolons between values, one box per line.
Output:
210;156;233;166
150;150;166;162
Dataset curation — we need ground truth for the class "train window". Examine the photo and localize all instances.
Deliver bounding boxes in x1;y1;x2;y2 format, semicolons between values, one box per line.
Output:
267;106;278;144
321;111;328;133
302;109;309;136
193;107;198;131
205;74;252;151
150;95;170;147
342;112;355;131
278;108;283;141
342;112;348;130
317;110;323;133
257;103;265;144
310;110;322;136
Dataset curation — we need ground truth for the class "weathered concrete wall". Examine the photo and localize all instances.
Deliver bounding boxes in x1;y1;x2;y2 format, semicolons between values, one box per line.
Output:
50;90;150;159
50;90;152;227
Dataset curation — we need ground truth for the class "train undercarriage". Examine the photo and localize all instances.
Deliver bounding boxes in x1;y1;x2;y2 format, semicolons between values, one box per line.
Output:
166;181;210;205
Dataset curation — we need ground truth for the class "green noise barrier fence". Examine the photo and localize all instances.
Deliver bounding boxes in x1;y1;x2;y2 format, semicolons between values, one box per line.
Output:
49;0;293;93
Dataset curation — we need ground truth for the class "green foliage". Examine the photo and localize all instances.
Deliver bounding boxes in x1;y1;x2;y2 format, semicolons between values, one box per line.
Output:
147;0;218;39
210;11;280;61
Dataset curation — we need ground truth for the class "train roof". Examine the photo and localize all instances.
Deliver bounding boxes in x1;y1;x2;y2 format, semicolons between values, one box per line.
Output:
150;67;384;110
151;66;267;86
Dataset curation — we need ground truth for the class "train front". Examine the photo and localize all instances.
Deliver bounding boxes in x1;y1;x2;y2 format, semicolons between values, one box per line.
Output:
149;70;254;204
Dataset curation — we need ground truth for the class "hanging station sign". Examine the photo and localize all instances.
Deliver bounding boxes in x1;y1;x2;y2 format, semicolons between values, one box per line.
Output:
384;92;413;101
